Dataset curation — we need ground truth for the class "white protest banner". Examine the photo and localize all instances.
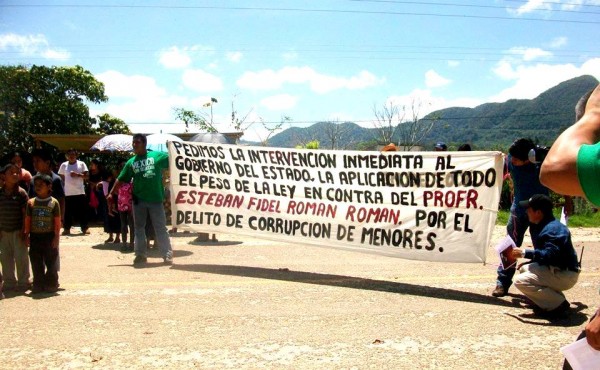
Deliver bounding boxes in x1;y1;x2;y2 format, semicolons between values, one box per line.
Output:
169;141;504;263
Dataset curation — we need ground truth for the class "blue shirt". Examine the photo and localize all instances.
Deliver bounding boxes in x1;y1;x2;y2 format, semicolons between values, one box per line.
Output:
508;155;548;216
524;216;579;271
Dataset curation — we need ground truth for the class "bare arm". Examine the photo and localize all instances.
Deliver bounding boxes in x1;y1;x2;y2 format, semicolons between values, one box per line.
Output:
106;179;123;204
540;84;600;195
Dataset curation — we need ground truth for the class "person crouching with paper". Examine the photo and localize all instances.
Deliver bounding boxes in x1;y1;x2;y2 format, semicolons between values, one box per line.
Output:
511;194;580;319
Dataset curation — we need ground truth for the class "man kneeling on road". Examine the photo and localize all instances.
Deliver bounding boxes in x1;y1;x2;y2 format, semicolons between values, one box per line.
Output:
510;194;579;318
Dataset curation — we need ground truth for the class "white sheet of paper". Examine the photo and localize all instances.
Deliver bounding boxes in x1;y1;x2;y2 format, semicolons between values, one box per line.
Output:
494;235;517;270
560;338;600;370
494;235;516;254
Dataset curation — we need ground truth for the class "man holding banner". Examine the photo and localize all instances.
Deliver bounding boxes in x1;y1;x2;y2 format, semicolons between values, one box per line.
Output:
107;134;173;266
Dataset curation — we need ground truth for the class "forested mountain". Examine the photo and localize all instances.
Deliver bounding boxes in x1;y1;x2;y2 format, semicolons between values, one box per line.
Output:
261;75;598;150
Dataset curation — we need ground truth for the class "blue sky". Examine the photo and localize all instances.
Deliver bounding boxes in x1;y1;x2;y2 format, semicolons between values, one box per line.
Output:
1;0;599;142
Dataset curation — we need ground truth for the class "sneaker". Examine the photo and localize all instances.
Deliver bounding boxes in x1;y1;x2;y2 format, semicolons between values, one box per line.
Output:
133;255;147;265
61;230;71;236
82;229;91;235
31;286;44;294
491;285;507;297
163;255;173;265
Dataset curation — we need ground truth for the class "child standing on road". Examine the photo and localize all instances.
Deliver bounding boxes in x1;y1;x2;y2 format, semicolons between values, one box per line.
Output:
25;174;61;293
117;179;134;252
0;163;31;294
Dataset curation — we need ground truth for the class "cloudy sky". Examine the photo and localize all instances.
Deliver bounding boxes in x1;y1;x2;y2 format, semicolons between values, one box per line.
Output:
1;0;599;142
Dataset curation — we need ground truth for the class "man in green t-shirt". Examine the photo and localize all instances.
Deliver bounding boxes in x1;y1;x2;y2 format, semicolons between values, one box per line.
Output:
539;84;600;368
107;134;173;265
540;84;600;204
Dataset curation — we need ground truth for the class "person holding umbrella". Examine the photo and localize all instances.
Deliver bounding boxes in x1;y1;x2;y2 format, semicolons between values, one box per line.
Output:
106;134;173;265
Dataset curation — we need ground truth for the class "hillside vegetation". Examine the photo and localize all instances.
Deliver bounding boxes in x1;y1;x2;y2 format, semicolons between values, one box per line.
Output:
263;75;598;150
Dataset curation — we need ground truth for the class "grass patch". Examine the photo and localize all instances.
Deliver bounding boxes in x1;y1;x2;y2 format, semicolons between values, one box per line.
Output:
567;211;600;228
496;210;509;226
495;209;600;227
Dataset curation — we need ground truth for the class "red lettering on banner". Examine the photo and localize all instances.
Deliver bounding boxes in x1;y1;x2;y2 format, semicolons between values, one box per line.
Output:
423;190;478;208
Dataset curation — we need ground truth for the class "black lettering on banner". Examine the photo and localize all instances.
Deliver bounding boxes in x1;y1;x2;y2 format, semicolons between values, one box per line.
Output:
229;148;245;161
359;227;437;250
235;163;259;178
176;211;221;225
226;213;244;228
336;225;355;241
391;192;417;206
304;187;323;200
454;213;474;233
318;171;334;184
234;179;251;193
415;209;447;229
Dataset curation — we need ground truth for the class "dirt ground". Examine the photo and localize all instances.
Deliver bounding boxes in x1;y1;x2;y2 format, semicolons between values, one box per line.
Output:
1;225;599;369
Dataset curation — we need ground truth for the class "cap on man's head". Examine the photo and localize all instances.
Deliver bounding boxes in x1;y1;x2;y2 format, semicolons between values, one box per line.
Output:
435;142;447;150
519;194;553;214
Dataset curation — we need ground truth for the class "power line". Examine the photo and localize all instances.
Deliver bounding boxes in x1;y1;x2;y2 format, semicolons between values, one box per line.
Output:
1;3;598;24
348;0;600;15
504;0;600;8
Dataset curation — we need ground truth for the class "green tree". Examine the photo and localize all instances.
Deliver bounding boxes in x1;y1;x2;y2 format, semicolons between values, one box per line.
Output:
173;107;217;133
0;64;108;155
259;116;290;147
93;113;131;135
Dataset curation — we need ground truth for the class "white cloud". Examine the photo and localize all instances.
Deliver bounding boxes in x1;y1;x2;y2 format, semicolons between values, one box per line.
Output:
237;67;384;94
508;0;598;14
41;49;70;61
489;58;600;102
0;32;70;60
182;69;224;92
387;89;481;119
447;60;460;68
425;70;451;88
508;0;552;15
158;45;217;69
260;94;298;111
283;51;298;61
549;37;568;49
226;51;243;63
92;70;188;124
96;70;167;98
159;47;192;69
509;47;552;62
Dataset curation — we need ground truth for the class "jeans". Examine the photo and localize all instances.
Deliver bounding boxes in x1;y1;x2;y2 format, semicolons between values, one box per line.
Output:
132;200;172;259
496;209;530;290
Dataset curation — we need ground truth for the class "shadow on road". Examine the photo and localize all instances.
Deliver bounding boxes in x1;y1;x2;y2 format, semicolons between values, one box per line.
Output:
504;301;589;327
188;240;243;247
172;263;517;308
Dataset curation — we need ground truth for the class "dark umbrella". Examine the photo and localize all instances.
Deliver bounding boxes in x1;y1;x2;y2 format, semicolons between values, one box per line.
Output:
189;133;234;144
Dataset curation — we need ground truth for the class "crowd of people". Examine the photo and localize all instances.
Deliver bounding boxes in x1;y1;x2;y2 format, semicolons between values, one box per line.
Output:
0;85;599;366
0;133;173;298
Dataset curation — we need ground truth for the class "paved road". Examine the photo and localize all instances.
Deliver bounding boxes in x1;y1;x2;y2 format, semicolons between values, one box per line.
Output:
1;226;600;369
